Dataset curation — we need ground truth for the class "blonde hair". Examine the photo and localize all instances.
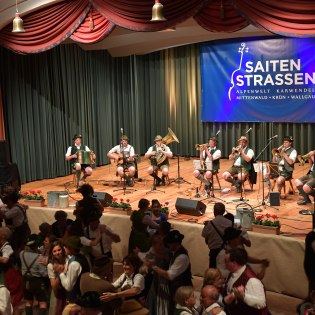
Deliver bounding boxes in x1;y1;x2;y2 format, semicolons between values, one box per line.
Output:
174;286;194;306
0;227;12;241
203;268;222;287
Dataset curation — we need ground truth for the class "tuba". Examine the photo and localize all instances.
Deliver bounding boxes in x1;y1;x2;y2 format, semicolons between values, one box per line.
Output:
152;128;179;166
298;152;312;166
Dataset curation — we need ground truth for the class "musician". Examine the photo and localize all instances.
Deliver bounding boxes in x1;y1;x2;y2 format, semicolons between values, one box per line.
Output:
193;136;221;191
273;136;297;194
107;135;136;187
295;150;315;205
65;134;95;187
222;136;254;193
145;135;173;186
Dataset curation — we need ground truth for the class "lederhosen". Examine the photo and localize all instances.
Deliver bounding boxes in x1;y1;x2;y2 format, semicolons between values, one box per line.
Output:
299;156;315;189
278;147;294;179
201;148;220;174
70;144;89;170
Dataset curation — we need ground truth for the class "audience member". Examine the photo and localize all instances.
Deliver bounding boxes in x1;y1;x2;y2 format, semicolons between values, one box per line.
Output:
38;222;53;244
20;234;49;315
74;291;103;315
304;229;315;298
174;286;198;315
128;199;159;253
202;268;224;305
147;199;168;236
100;254;145;304
223;248;269;315
0;284;13;315
152;230;192;313
0;227;23;312
0;191;31;258
47;240;67;315
80;214;120;281
51;211;73;239
200;285;226;315
115;299;149;315
202;203;233;268
54;236;90;315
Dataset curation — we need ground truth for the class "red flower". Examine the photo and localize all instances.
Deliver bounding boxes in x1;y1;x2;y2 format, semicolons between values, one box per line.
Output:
24;192;29;195
126;199;130;202
165;201;169;205
120;198;124;202
266;213;271;218
30;190;36;194
271;214;278;220
113;198;117;201
256;215;263;220
37;190;42;193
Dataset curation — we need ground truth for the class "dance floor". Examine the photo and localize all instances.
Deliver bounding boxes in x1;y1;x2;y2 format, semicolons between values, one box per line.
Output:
21;156;314;238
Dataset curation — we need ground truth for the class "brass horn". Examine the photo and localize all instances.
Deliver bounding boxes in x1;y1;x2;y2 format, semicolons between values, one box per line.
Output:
272;145;284;157
162;128;179;145
298;152;312;166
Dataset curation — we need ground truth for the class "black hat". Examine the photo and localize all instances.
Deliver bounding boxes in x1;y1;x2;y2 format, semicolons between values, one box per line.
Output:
283;135;293;142
223;227;242;241
76;291;102;308
164;230;184;244
73;134;82;140
26;234;41;247
208;136;217;142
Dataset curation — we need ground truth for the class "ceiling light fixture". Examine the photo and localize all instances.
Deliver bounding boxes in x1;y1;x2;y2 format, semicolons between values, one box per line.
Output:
12;0;25;33
151;0;167;22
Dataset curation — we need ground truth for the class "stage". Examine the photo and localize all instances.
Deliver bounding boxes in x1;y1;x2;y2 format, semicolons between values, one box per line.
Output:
21;156;314;237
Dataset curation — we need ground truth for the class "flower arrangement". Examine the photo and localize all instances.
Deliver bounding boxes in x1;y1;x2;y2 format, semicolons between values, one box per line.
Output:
253;213;280;227
110;198;131;209
23;190;45;200
160;201;170;214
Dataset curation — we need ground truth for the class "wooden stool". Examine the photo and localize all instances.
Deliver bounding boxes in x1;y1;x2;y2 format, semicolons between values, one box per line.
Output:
271;177;295;195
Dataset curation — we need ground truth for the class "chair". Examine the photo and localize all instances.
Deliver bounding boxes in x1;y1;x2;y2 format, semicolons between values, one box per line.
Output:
199;172;221;191
271;177;295;196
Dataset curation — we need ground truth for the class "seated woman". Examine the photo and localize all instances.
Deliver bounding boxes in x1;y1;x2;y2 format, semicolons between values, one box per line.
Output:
100;254;145;304
147;199;168;236
128;199;159;253
174;286;198;315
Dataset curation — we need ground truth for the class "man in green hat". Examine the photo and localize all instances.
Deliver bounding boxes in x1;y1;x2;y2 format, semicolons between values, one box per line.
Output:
65;134;96;187
107;135;136;187
145;135;173;186
193;136;221;192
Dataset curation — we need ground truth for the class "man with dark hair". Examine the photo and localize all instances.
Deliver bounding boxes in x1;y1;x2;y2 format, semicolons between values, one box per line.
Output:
202;202;233;268
223;248;269;315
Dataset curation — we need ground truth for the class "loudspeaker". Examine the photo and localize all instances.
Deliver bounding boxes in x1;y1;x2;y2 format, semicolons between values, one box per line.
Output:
0;141;10;166
270;192;280;206
93;192;113;207
175;198;206;216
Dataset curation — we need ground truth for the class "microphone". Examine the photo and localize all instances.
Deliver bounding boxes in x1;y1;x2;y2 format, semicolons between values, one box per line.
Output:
245;127;252;134
216;130;221;136
120;128;123;135
268;135;278;141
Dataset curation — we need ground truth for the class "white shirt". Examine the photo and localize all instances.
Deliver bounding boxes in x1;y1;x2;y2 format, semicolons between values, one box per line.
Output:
226;265;266;309
113;272;145;292
0;242;14;259
202;147;221;162
65;145;90;156
59;256;82;291
167;253;190;281
146;144;172;155
278;147;297;169
80;225;114;257
0;286;13;315
233;147;254;167
108;144;135;157
203;303;226;315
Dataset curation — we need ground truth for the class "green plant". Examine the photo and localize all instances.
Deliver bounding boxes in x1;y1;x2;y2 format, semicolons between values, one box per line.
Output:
160;201;169;214
23;190;44;200
110;198;131;209
253;213;280;227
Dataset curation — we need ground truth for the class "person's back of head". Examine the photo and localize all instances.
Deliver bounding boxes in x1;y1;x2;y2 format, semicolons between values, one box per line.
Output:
227;247;248;266
200;285;220;309
77;184;94;198
174;286;195;306
203;268;222;287
213;202;225;216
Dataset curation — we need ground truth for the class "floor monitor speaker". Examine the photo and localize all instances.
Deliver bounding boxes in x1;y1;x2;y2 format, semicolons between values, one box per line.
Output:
269;192;280;206
175;198;206;216
93;192;113;207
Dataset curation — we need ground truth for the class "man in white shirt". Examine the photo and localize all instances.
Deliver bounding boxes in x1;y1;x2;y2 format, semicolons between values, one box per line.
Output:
223;248;268;315
65;134;95;187
222;136;255;193
145;135;173;186
107;135;136;187
193;136;221;192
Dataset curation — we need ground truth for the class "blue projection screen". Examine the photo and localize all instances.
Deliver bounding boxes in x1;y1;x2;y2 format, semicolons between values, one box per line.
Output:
200;37;315;122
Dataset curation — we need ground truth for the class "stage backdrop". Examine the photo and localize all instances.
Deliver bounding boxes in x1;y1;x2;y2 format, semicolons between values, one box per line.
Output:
201;37;315;123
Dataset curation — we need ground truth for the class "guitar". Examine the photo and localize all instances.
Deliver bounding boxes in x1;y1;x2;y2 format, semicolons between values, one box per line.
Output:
111;153;141;165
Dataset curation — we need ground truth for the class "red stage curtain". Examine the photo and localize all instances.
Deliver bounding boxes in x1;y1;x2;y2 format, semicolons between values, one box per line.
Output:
194;0;249;33
0;0;90;53
233;0;315;36
91;0;209;31
70;7;115;44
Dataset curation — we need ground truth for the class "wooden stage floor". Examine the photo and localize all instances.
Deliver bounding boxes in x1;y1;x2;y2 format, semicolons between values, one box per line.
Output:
21;157;314;239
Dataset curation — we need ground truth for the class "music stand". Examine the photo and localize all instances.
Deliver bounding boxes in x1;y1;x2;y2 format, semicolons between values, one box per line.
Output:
252;139;279;211
170;155;191;187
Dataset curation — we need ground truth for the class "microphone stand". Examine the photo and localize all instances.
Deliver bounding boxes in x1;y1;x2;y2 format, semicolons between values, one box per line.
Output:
170;155;191;188
252;138;279;211
114;138;136;195
146;159;165;194
232;165;247;202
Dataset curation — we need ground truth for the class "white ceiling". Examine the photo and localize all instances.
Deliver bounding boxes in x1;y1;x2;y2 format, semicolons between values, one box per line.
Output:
0;0;269;57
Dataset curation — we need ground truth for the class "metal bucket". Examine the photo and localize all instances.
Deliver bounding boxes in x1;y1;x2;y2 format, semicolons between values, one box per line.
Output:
47;191;67;207
59;194;69;208
235;207;255;230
